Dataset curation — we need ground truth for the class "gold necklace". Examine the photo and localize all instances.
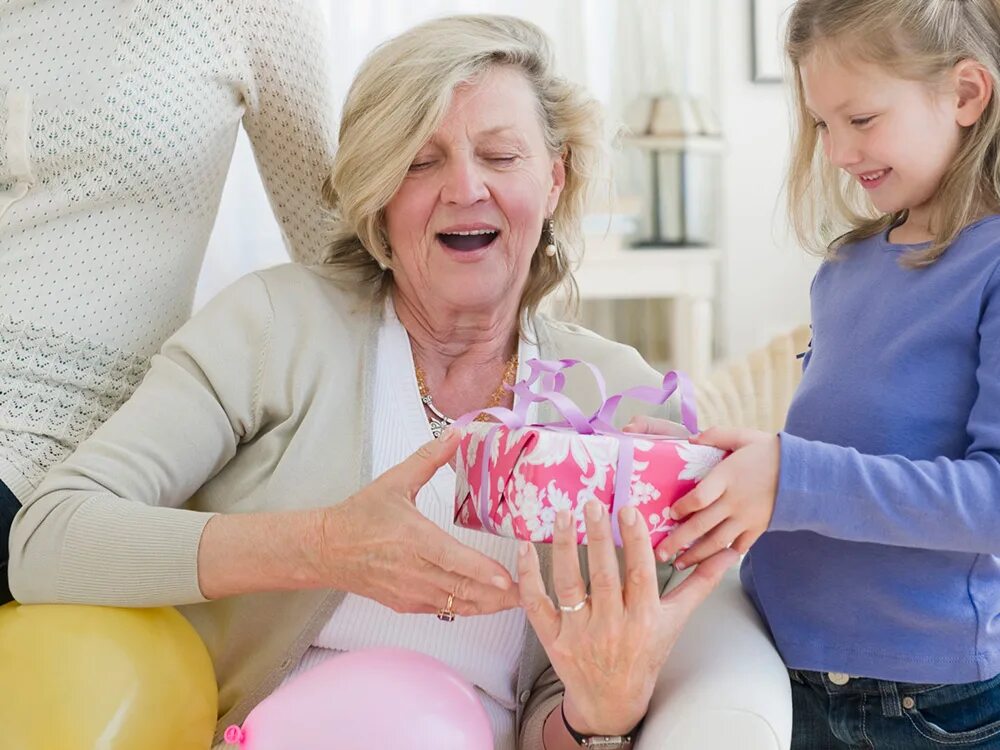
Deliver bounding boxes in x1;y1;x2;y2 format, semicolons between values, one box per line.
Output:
414;354;519;438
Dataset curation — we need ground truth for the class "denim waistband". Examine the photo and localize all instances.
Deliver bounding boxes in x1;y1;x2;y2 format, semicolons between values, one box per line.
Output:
790;669;946;696
790;668;1000;717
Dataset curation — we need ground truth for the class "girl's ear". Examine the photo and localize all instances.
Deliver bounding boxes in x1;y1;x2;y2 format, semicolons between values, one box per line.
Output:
953;59;993;128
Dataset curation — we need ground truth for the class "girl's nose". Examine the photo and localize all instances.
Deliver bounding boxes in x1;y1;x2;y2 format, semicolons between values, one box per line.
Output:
825;131;863;170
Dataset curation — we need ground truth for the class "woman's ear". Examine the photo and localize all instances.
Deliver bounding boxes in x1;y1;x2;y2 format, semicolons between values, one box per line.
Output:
954;59;993;128
546;151;567;216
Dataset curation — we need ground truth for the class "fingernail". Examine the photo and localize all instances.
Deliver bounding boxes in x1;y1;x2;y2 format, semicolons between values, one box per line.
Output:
586;501;603;521
518;541;530;557
620;506;638;526
658;548;671;562
668;507;679;521
675;560;687;570
556;510;571;530
492;575;510;589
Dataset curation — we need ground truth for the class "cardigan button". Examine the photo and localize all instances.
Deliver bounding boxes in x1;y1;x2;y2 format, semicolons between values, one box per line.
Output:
518;690;531;705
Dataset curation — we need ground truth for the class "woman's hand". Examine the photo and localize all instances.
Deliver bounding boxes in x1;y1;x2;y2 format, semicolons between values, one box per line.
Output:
517;499;738;738
625;417;780;568
320;429;519;616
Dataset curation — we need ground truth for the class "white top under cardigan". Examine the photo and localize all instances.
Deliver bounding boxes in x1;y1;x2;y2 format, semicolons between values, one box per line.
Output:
0;0;337;498
288;301;540;750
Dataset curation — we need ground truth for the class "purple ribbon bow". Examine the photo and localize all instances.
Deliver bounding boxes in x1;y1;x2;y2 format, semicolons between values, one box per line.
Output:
455;358;697;546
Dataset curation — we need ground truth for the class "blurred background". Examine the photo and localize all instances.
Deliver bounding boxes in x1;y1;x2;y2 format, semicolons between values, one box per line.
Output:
196;0;817;380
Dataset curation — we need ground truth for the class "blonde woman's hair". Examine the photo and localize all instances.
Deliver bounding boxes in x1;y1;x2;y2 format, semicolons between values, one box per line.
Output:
785;0;1000;266
318;14;604;318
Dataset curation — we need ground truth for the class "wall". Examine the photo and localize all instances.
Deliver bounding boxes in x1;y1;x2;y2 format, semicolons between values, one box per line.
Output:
715;0;818;360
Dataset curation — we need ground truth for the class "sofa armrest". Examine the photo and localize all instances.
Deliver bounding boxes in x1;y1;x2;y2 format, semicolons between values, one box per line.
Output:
635;565;791;750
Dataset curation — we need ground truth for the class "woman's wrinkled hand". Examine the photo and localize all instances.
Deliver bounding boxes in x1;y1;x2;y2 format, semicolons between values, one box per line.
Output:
320;429;519;616
517;499;738;737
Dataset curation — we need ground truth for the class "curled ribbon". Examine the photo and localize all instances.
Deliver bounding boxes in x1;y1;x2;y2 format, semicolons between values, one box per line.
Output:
455;358;697;545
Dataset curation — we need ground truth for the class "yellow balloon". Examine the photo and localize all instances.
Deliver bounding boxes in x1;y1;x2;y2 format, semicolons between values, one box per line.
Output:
0;603;217;750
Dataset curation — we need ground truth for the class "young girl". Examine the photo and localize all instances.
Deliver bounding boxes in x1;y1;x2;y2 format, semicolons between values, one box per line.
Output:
634;0;1000;746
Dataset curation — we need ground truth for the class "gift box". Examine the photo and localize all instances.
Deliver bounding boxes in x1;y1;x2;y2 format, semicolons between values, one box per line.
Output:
452;359;726;547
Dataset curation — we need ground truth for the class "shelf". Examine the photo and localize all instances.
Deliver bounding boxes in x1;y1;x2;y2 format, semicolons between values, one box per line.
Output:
574;247;720;301
568;246;720;379
622;134;725;153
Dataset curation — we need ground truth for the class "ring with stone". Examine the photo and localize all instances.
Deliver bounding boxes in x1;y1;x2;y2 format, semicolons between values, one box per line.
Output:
436;591;457;622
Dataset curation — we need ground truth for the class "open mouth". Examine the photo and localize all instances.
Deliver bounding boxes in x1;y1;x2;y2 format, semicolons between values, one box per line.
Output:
437;229;500;251
858;168;891;189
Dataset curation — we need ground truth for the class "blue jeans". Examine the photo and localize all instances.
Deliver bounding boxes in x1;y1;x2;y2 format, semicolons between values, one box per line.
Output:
0;478;18;604
791;669;1000;749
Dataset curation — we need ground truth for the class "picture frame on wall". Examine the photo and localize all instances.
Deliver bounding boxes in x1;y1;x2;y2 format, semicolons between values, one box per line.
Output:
751;0;794;82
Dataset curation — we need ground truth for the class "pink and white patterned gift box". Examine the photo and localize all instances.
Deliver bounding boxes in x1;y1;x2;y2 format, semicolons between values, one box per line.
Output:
453;422;726;547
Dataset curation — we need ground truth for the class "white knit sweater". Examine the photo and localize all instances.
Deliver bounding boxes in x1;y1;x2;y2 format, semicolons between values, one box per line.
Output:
0;0;337;498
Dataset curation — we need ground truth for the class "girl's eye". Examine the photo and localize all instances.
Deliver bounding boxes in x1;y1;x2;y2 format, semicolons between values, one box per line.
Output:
812;120;827;131
851;116;875;127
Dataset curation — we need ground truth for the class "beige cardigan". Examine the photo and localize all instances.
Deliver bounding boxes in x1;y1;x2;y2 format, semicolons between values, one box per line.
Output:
10;263;675;747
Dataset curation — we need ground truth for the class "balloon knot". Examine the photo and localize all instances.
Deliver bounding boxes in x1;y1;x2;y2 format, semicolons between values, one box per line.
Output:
224;725;245;744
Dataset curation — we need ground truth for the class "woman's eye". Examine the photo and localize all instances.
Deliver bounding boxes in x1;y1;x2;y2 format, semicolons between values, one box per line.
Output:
851;116;875;127
486;155;518;165
408;160;434;172
812;120;827;131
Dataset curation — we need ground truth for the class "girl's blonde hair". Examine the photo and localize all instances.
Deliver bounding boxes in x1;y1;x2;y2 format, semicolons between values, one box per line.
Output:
786;0;1000;266
318;14;604;318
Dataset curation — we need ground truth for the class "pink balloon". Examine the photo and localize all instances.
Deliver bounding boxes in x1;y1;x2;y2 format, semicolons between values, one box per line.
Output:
224;647;494;750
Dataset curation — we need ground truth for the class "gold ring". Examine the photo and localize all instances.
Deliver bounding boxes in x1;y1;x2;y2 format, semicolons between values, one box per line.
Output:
436;591;456;622
558;593;590;613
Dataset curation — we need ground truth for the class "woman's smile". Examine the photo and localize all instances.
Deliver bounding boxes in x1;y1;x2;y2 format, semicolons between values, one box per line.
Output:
436;224;501;253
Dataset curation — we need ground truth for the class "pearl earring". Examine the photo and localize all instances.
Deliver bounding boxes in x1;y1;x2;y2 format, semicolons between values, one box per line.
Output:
544;218;557;257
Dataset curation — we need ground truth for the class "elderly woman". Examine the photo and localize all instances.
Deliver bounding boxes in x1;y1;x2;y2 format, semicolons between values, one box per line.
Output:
8;14;734;750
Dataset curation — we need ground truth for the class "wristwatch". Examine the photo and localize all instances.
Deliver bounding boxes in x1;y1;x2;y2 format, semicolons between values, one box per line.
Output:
561;703;636;749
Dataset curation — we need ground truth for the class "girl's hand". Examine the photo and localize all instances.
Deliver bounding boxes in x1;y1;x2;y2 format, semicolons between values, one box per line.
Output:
654;427;780;568
320;430;519;616
517;500;738;737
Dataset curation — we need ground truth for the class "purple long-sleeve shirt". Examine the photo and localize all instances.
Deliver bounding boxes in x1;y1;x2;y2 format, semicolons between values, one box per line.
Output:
742;215;1000;683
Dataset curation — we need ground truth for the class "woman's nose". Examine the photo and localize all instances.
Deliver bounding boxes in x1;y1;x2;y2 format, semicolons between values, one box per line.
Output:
440;156;490;206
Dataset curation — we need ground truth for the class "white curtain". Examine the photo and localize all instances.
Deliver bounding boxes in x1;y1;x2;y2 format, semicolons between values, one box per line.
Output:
196;1;717;317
